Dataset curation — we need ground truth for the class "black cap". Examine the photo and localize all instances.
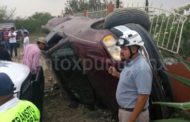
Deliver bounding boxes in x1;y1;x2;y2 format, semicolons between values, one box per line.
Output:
0;73;14;96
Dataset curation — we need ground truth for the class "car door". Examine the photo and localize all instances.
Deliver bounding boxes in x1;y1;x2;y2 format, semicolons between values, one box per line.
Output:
20;66;44;114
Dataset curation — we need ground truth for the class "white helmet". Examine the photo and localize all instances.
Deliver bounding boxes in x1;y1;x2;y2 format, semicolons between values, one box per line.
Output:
114;25;144;47
113;25;151;66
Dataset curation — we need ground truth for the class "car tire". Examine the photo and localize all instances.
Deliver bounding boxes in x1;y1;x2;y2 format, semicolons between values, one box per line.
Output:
123;24;173;120
104;8;151;31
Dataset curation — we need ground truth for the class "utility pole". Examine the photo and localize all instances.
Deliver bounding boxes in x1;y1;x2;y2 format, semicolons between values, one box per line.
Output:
116;0;120;8
145;0;149;13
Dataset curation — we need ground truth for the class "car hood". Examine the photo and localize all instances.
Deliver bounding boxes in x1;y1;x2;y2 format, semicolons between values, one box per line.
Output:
0;61;30;93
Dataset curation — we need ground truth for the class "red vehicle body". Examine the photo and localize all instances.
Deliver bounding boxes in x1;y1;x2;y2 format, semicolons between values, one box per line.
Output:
43;9;183;120
167;62;190;102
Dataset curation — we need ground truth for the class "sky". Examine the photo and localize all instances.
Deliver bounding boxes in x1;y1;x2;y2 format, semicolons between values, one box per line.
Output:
0;0;190;18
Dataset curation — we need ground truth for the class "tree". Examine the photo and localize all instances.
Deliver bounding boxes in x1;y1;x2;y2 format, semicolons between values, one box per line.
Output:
174;4;190;57
64;0;88;14
0;6;15;22
15;12;53;33
64;0;113;14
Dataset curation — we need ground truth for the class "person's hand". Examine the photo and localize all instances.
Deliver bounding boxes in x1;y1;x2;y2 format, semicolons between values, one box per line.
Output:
108;66;119;78
128;116;135;122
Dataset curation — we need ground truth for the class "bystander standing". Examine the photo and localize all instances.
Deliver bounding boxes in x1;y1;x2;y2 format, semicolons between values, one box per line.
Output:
8;27;17;57
108;26;152;122
22;37;46;76
3;28;10;52
23;31;30;49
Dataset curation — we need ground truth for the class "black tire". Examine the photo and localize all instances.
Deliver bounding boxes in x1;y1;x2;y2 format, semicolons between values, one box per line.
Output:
104;8;151;31
113;24;173;120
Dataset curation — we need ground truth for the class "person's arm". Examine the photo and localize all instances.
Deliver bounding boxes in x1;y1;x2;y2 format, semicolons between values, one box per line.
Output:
8;32;11;38
23;38;27;47
31;51;41;74
8;32;16;38
12;32;16;37
128;65;152;122
128;95;149;122
108;66;120;78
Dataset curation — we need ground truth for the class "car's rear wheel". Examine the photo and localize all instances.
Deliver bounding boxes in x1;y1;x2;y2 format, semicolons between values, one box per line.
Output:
104;8;151;31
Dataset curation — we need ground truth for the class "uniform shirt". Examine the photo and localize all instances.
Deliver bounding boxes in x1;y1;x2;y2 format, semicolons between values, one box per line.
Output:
22;44;41;74
116;54;152;109
0;97;19;113
8;31;17;43
0;97;40;122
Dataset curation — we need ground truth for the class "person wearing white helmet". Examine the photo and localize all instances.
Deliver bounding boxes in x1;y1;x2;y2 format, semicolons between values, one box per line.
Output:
108;25;152;122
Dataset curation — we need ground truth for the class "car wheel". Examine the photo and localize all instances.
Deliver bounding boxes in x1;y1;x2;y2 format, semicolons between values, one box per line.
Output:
124;24;173;120
104;8;151;31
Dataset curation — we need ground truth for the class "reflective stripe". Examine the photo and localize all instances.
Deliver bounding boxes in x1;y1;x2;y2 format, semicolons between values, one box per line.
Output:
0;100;40;122
0;97;19;113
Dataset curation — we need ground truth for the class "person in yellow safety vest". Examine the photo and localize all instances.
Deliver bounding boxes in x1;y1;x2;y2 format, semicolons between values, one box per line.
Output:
0;73;40;122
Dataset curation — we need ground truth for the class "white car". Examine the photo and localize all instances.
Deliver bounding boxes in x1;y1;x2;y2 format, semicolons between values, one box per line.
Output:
0;60;44;113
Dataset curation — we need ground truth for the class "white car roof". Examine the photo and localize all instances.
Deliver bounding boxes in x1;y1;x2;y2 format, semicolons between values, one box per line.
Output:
0;61;30;93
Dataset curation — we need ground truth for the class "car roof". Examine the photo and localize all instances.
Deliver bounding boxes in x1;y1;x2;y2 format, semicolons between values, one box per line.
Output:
0;60;30;93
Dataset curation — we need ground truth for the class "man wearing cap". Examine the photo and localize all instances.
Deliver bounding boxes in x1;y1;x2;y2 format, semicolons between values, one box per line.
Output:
22;37;46;75
0;73;40;122
108;26;152;122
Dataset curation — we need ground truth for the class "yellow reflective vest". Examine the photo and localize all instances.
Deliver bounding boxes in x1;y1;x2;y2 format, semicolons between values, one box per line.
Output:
0;100;40;122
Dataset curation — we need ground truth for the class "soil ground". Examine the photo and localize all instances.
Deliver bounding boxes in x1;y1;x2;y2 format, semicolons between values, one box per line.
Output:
13;52;116;122
42;61;116;122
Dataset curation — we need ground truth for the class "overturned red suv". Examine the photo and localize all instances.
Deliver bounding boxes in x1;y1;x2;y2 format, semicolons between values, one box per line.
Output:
43;8;174;120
